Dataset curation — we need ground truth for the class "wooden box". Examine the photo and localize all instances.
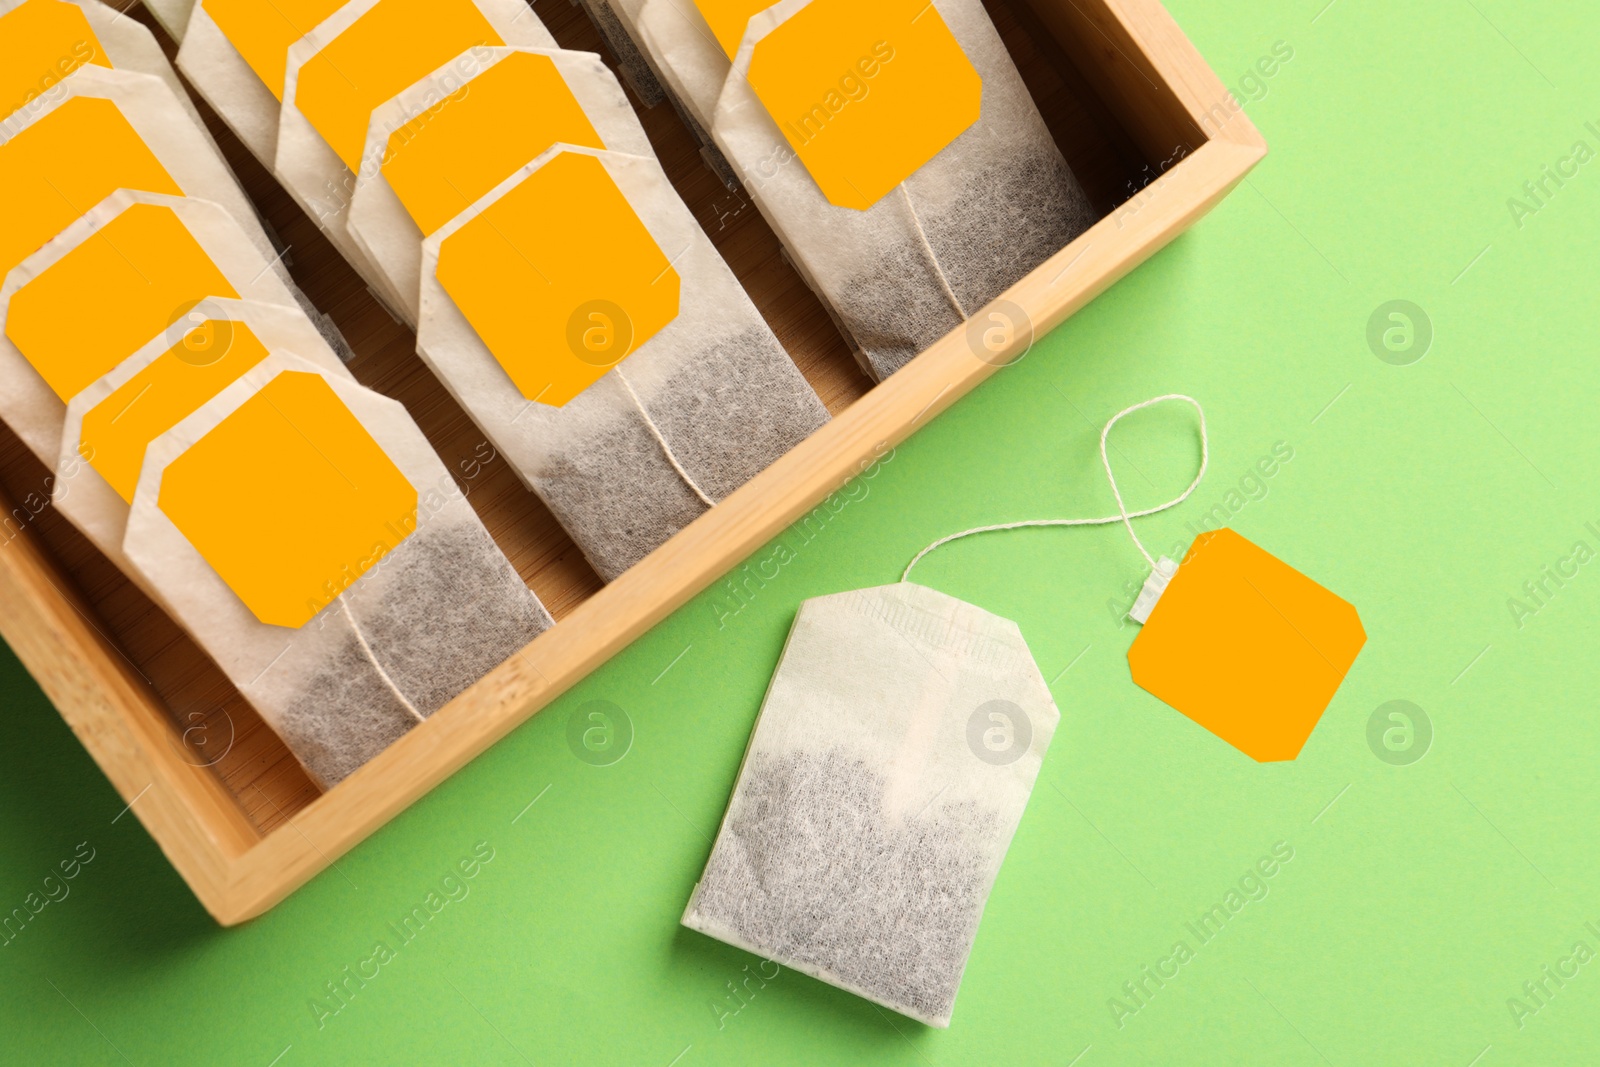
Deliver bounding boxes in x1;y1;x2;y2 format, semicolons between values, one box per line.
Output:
0;0;1264;923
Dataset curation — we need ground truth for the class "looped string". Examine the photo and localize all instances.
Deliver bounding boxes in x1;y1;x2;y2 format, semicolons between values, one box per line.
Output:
901;394;1208;583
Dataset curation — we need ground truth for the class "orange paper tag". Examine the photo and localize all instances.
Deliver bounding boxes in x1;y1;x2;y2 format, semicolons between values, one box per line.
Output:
158;371;418;629
746;0;981;209
1128;528;1365;761
435;151;680;407
0;0;110;122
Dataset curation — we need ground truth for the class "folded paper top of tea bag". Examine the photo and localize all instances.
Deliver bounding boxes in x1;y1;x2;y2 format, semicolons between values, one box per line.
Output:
0;192;301;462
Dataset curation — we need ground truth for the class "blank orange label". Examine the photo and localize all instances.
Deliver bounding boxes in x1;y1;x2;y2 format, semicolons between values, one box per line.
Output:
82;318;271;503
436;152;679;408
747;0;981;209
158;371;418;629
204;0;347;101
0;95;183;284
383;51;604;236
0;0;110;122
1128;529;1365;762
295;0;504;169
6;203;239;403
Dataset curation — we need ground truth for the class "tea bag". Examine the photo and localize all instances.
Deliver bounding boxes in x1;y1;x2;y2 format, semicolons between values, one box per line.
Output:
0;0;216;135
418;144;828;580
274;0;559;319
175;0;349;163
123;357;554;787
710;0;1097;380
681;581;1060;1027
0;64;279;269
53;298;352;580
349;46;654;323
0;190;304;464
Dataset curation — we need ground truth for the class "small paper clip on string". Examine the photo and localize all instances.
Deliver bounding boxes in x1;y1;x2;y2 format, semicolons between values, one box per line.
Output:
900;393;1366;763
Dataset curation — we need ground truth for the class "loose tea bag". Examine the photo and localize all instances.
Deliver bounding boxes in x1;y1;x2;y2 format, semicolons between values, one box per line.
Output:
418;144;828;580
349;46;654;322
682;581;1060;1027
684;396;1366;1023
711;0;1096;380
53;298;352;579
275;0;558;319
0;191;304;464
123;358;554;787
0;0;216;134
176;0;350;163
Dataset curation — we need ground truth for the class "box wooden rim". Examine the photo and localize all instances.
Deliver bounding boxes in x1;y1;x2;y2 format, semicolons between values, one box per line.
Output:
0;0;1265;923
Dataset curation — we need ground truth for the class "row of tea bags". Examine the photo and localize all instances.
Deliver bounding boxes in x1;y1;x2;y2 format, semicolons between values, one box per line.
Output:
580;0;1098;380
177;0;829;581
0;0;553;787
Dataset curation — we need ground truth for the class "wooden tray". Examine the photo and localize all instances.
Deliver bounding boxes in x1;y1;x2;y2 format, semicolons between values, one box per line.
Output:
0;0;1264;923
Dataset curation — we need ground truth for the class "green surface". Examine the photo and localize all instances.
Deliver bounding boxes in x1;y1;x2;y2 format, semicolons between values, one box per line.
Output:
4;1;1599;1063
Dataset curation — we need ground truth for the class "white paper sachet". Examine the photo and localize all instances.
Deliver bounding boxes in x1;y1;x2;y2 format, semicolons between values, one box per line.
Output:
0;64;279;267
123;355;555;788
682;582;1060;1027
53;298;353;580
0;191;304;465
712;0;1097;380
0;0;218;136
349;46;654;324
274;0;559;321
418;144;828;581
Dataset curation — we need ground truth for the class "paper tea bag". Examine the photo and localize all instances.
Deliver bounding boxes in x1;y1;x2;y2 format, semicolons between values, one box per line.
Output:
0;64;279;273
710;0;1096;380
274;0;559;319
682;582;1059;1027
53;298;352;580
123;357;555;787
349;47;654;323
0;191;305;464
418;145;829;581
0;0;217;134
176;0;349;163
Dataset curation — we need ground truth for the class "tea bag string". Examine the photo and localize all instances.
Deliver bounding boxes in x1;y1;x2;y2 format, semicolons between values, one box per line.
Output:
340;600;426;724
899;185;968;319
901;394;1208;583
612;365;719;507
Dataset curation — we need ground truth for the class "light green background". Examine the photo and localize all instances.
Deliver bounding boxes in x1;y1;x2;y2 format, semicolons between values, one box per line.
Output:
4;1;1598;1062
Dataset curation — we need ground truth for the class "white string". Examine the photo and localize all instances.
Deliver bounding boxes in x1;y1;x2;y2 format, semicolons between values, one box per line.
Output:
613;365;718;508
899;184;967;319
901;394;1208;583
340;600;426;724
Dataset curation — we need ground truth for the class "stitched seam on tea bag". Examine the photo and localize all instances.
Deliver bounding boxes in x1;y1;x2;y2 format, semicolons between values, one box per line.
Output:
901;395;1210;582
855;590;1019;670
340;599;426;724
898;184;967;320
612;365;718;508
